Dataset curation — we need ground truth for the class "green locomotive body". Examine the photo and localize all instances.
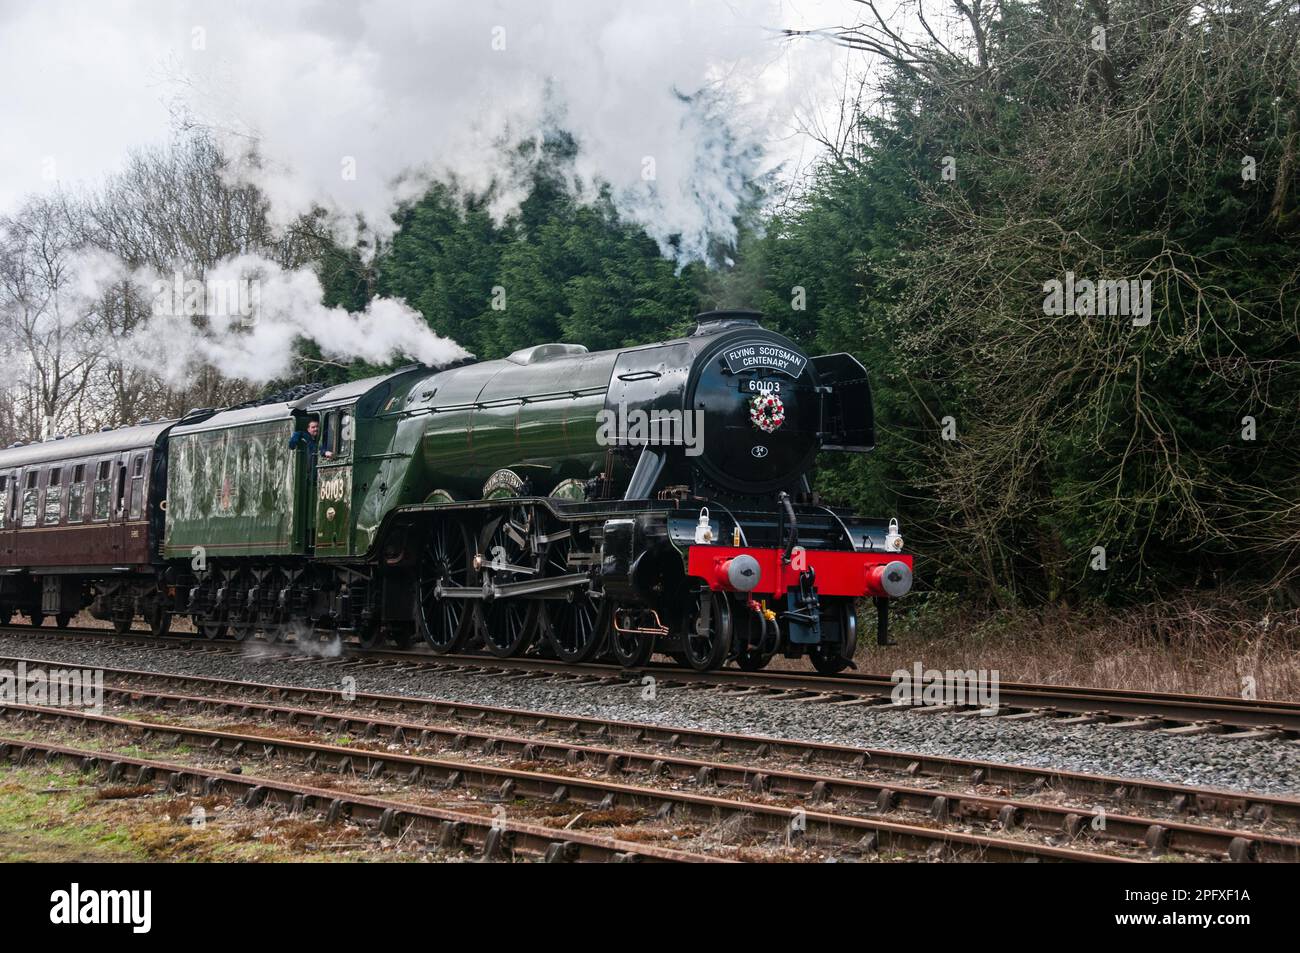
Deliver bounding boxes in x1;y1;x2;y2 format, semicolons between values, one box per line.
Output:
0;310;913;671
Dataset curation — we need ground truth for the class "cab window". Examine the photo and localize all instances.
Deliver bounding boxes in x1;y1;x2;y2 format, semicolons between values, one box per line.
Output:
338;412;353;458
319;410;351;460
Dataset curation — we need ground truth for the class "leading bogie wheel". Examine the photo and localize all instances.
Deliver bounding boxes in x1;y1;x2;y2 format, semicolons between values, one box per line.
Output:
807;598;857;675
681;590;732;672
416;518;475;654
731;603;774;671
609;621;654;668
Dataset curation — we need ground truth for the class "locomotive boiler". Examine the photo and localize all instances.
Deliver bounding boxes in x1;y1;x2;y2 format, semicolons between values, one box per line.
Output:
0;310;913;672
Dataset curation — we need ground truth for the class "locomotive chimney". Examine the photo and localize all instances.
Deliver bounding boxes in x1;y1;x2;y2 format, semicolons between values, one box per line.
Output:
692;309;763;335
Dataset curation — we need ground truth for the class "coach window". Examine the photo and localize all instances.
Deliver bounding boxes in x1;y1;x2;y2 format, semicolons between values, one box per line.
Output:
44;467;63;525
92;460;112;521
0;474;8;529
21;471;40;527
129;454;146;520
115;461;127;517
67;464;87;524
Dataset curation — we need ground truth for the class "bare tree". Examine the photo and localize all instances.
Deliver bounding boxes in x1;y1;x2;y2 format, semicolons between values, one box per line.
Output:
73;132;328;424
0;195;100;442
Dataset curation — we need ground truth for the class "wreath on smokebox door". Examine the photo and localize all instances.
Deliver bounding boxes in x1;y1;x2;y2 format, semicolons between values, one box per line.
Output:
749;391;785;433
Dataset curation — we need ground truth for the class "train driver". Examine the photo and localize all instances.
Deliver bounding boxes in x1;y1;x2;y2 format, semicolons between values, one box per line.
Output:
288;418;333;463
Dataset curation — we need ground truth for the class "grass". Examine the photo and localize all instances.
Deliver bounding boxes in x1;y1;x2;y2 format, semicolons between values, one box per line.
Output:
0;768;149;861
0;763;396;862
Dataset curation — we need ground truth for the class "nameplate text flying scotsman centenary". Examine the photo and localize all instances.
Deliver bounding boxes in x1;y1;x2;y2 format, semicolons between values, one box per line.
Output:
721;341;808;378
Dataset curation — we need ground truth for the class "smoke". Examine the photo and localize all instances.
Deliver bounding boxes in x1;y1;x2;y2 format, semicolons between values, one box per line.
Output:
177;1;841;261
118;254;468;385
1;1;852;386
240;621;344;659
0;0;848;263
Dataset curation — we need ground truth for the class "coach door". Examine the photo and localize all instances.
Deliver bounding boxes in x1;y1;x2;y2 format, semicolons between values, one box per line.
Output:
120;451;149;564
13;467;42;564
0;469;14;561
107;452;130;565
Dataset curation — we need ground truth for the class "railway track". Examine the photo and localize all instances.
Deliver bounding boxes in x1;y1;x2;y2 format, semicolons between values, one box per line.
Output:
0;736;716;863
2;651;1297;861
0;702;1131;862
3;623;1300;740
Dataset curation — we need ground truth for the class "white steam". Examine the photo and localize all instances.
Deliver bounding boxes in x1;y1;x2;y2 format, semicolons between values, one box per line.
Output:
0;0;848;262
1;0;853;385
123;255;467;384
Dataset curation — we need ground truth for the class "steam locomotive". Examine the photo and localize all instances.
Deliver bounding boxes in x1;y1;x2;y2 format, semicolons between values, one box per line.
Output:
0;310;912;672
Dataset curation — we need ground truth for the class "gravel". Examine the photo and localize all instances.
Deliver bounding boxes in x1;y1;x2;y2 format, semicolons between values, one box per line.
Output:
2;632;1298;797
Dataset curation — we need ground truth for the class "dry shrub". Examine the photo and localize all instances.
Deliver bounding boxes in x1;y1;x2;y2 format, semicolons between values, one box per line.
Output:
861;592;1300;699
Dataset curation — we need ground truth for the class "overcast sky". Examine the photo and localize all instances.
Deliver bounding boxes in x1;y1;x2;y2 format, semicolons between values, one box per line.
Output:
0;0;886;259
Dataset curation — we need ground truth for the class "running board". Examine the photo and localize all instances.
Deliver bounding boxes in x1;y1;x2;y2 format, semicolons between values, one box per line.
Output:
434;573;591;601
